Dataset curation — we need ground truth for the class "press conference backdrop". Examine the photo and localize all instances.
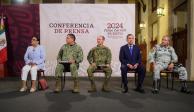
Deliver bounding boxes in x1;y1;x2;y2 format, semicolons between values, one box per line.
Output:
40;4;135;76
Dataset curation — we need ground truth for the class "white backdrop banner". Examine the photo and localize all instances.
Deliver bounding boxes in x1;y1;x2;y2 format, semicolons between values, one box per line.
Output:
40;4;135;76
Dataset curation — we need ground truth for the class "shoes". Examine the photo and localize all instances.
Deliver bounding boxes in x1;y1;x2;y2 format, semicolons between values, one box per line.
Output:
180;87;191;94
30;88;36;93
134;88;145;94
72;80;79;93
152;89;159;94
122;87;128;93
152;79;160;94
54;80;62;93
19;87;27;92
20;87;36;93
102;79;110;92
88;80;97;93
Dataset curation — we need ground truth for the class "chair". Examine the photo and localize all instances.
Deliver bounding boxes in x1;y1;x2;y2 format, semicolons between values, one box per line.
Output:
27;69;46;90
60;63;70;92
159;70;177;90
121;70;138;88
93;66;105;73
150;63;177;90
37;69;46;90
92;65;112;78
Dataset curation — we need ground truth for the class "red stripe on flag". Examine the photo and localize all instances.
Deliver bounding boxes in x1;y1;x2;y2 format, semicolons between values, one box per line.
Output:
0;47;7;64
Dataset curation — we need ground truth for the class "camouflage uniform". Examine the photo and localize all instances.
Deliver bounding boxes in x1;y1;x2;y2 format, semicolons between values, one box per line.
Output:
149;44;189;93
87;45;112;92
149;44;187;80
54;43;83;93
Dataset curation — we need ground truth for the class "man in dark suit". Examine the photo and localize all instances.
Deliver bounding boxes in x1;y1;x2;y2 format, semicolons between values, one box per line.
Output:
119;34;146;93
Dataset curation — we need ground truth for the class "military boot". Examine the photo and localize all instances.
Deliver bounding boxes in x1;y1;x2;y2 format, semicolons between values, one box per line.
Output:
88;79;97;92
152;79;160;94
102;78;110;92
54;79;62;93
72;79;79;93
180;81;191;94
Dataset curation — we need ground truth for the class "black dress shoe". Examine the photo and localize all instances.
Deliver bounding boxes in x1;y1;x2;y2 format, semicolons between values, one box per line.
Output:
180;87;192;94
152;89;159;94
122;88;128;93
134;88;145;93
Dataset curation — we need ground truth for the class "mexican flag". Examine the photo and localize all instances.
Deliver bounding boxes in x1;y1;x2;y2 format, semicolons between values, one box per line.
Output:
0;16;7;64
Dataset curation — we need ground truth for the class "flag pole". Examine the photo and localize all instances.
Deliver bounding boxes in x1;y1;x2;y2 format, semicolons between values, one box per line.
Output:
0;13;7;78
0;13;6;19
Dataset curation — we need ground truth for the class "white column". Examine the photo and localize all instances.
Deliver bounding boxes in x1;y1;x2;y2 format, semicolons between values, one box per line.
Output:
189;0;194;80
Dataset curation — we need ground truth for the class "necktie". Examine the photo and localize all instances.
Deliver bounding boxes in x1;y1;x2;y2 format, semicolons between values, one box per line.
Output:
129;45;133;55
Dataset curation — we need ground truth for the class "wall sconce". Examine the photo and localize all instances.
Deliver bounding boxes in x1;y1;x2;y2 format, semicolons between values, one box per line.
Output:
11;0;28;4
139;21;146;29
157;7;165;16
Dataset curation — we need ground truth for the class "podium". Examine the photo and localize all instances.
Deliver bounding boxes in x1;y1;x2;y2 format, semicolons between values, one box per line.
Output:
0;63;7;78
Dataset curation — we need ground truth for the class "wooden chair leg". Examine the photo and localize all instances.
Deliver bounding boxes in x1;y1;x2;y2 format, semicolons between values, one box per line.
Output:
61;72;66;92
167;73;169;89
121;83;123;88
159;73;161;90
172;73;174;90
134;73;137;86
159;79;161;90
38;71;44;90
61;75;64;92
120;77;123;88
63;73;66;90
37;71;40;90
120;75;123;88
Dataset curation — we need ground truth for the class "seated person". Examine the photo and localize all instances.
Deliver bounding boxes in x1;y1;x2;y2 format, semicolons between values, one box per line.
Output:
54;34;83;93
149;35;190;94
87;35;112;92
20;36;45;93
119;34;146;93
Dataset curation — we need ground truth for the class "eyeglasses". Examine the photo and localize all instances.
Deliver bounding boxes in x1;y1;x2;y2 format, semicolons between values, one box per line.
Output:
32;38;37;41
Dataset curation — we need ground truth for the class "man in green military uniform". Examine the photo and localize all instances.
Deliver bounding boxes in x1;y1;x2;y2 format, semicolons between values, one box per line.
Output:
87;35;112;92
54;34;83;93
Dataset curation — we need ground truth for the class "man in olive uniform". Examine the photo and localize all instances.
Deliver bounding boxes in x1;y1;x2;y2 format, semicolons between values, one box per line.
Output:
149;35;190;94
87;35;112;92
54;34;83;93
